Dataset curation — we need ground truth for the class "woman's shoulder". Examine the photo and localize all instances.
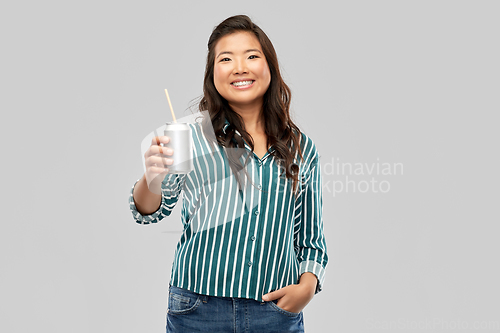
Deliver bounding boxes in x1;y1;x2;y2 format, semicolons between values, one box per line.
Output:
295;130;319;161
187;120;208;139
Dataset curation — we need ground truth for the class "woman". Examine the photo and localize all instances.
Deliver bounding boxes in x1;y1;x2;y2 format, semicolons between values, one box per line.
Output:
129;15;328;333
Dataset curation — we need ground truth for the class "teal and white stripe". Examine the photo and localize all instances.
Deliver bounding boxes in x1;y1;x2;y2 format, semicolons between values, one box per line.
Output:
129;119;328;302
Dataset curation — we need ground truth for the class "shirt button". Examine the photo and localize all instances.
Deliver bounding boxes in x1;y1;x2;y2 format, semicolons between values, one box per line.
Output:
251;235;256;241
257;184;262;189
254;210;259;216
248;261;252;267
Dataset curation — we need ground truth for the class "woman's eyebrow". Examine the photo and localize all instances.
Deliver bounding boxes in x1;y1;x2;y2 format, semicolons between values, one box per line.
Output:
216;49;262;59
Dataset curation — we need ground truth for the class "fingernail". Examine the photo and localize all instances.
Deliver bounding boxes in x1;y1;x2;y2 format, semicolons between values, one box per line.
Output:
262;295;268;301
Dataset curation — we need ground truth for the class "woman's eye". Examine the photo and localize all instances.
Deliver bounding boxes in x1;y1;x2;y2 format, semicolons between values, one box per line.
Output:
219;55;258;62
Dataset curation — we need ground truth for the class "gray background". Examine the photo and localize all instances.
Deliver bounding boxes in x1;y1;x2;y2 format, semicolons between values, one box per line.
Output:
1;0;499;332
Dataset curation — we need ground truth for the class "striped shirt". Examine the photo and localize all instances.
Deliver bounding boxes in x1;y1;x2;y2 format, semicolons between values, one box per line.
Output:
129;116;328;302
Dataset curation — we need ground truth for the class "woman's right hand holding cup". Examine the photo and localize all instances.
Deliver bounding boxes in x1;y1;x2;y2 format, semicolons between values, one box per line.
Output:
144;136;174;195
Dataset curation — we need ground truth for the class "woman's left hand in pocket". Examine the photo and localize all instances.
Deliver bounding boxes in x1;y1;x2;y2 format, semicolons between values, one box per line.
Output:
262;283;315;314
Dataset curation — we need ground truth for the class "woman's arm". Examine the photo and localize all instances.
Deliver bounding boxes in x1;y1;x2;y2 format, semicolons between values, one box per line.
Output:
129;173;186;225
132;174;162;215
298;272;318;293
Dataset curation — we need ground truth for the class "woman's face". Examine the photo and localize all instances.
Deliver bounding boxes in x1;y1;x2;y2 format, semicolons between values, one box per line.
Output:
213;31;271;111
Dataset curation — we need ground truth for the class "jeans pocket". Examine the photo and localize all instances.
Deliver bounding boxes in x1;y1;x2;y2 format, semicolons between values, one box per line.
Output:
267;299;302;317
168;285;202;315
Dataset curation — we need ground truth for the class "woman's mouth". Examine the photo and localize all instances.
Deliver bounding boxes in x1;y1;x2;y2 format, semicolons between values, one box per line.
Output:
231;80;255;89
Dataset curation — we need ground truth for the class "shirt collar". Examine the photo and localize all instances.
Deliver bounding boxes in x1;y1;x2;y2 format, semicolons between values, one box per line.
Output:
222;117;242;136
221;116;274;158
222;117;230;134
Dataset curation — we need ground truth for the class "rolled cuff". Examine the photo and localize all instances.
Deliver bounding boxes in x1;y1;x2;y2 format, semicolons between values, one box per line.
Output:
129;174;185;225
299;260;326;295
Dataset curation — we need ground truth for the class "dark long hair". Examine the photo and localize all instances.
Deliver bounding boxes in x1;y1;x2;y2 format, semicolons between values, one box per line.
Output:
197;15;304;196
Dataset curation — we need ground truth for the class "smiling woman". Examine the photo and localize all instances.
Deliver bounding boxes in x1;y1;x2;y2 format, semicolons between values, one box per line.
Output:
211;31;271;161
129;14;328;333
199;16;307;196
213;30;271;133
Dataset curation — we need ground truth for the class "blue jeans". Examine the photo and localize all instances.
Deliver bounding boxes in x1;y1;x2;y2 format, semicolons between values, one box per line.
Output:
166;284;305;332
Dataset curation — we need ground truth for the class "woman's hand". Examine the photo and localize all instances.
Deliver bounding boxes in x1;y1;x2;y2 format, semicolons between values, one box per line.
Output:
262;273;317;314
144;136;174;195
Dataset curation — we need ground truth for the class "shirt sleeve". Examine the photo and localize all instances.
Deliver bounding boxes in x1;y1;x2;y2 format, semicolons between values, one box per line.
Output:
294;147;328;295
129;174;187;225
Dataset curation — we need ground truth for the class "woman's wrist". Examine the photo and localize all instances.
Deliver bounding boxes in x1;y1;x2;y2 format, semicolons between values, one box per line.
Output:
299;272;318;293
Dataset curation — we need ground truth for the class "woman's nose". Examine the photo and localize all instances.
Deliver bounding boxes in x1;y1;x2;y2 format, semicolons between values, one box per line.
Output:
232;60;248;74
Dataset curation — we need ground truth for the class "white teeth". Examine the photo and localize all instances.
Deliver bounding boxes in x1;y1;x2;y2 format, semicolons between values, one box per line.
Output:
232;80;254;86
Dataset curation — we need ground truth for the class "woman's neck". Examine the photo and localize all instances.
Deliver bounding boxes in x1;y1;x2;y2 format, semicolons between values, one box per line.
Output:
229;103;265;134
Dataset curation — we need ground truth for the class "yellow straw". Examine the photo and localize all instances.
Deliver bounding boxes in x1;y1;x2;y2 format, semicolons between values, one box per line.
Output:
164;88;177;123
